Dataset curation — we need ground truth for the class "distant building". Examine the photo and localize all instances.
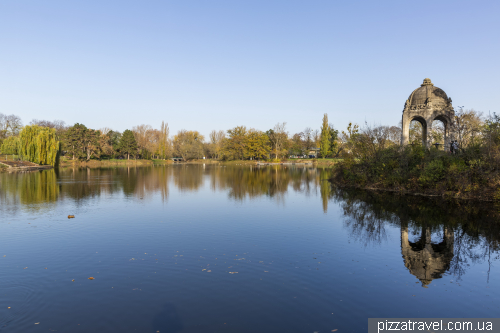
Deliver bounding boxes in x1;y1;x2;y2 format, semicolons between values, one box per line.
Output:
308;148;320;158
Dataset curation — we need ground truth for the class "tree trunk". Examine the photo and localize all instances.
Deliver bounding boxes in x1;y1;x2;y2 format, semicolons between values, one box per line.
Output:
127;153;129;160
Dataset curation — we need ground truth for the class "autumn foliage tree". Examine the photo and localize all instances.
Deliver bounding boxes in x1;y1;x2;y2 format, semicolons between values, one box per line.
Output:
245;129;270;160
209;130;225;159
173;130;204;161
220;126;270;160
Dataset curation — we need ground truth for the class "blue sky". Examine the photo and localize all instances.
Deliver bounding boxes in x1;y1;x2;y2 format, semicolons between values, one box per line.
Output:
1;0;498;138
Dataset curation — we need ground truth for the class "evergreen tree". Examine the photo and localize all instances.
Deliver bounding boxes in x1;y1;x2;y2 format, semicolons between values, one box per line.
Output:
118;129;138;160
64;123;88;160
319;113;331;158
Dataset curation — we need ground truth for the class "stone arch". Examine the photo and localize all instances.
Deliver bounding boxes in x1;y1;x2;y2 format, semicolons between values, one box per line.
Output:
408;116;428;146
432;114;452;150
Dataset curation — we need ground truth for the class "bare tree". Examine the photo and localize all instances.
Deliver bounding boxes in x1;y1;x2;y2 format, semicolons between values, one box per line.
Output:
0;113;23;139
209;130;225;159
354;124;402;159
454;108;483;148
157;121;170;159
30;119;66;131
387;125;402;145
132;124;155;158
99;127;112;136
303;127;313;150
267;122;288;158
312;129;320;148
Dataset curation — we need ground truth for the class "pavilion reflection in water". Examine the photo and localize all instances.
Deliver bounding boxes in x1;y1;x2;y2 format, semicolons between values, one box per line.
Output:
333;187;500;286
401;225;454;287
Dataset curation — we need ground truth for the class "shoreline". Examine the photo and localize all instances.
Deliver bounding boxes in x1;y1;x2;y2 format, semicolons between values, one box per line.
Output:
331;182;497;202
3;158;339;170
0;161;53;172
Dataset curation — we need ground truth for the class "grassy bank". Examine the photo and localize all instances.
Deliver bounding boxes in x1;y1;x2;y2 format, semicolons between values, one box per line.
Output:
289;158;343;166
60;158;156;167
57;157;340;167
181;158;342;166
331;145;500;201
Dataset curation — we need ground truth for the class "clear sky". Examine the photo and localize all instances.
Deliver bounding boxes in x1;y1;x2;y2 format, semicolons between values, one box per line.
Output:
1;0;498;138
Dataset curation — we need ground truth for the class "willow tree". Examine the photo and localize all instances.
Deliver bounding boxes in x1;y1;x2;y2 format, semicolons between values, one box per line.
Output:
18;125;60;166
1;136;19;155
20;169;60;206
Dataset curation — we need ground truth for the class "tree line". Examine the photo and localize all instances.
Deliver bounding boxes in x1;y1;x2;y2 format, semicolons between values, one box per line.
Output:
0;108;489;164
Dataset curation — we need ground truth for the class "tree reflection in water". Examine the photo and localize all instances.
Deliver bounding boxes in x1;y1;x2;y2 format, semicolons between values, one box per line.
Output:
0;169;60;213
3;165;498;286
208;165;321;203
0;165;327;210
332;187;500;285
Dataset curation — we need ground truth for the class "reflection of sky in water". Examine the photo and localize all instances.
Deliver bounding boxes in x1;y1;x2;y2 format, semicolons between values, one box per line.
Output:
0;165;499;333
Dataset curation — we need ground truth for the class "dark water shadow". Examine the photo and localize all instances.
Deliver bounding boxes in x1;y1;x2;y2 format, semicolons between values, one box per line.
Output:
331;187;500;285
151;303;183;333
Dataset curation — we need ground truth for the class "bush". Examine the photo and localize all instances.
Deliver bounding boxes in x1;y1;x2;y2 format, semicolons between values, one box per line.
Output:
333;145;500;200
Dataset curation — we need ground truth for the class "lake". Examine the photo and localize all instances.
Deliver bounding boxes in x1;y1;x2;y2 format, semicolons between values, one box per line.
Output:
0;164;498;332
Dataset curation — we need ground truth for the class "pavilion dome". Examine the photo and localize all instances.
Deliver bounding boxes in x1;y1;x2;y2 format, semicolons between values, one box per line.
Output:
408;78;450;107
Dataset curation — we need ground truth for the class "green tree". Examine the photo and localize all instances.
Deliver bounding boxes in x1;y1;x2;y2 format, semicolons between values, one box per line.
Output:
64;123;87;160
118;129;138;160
223;126;248;160
340;123;360;158
106;130;122;158
1;136;19;155
63;124;102;161
329;125;340;157
319;114;331;158
84;129;102;160
18;125;60;166
289;133;305;156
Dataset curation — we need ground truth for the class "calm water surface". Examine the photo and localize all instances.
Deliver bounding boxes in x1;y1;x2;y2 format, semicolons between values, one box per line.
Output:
0;165;499;332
